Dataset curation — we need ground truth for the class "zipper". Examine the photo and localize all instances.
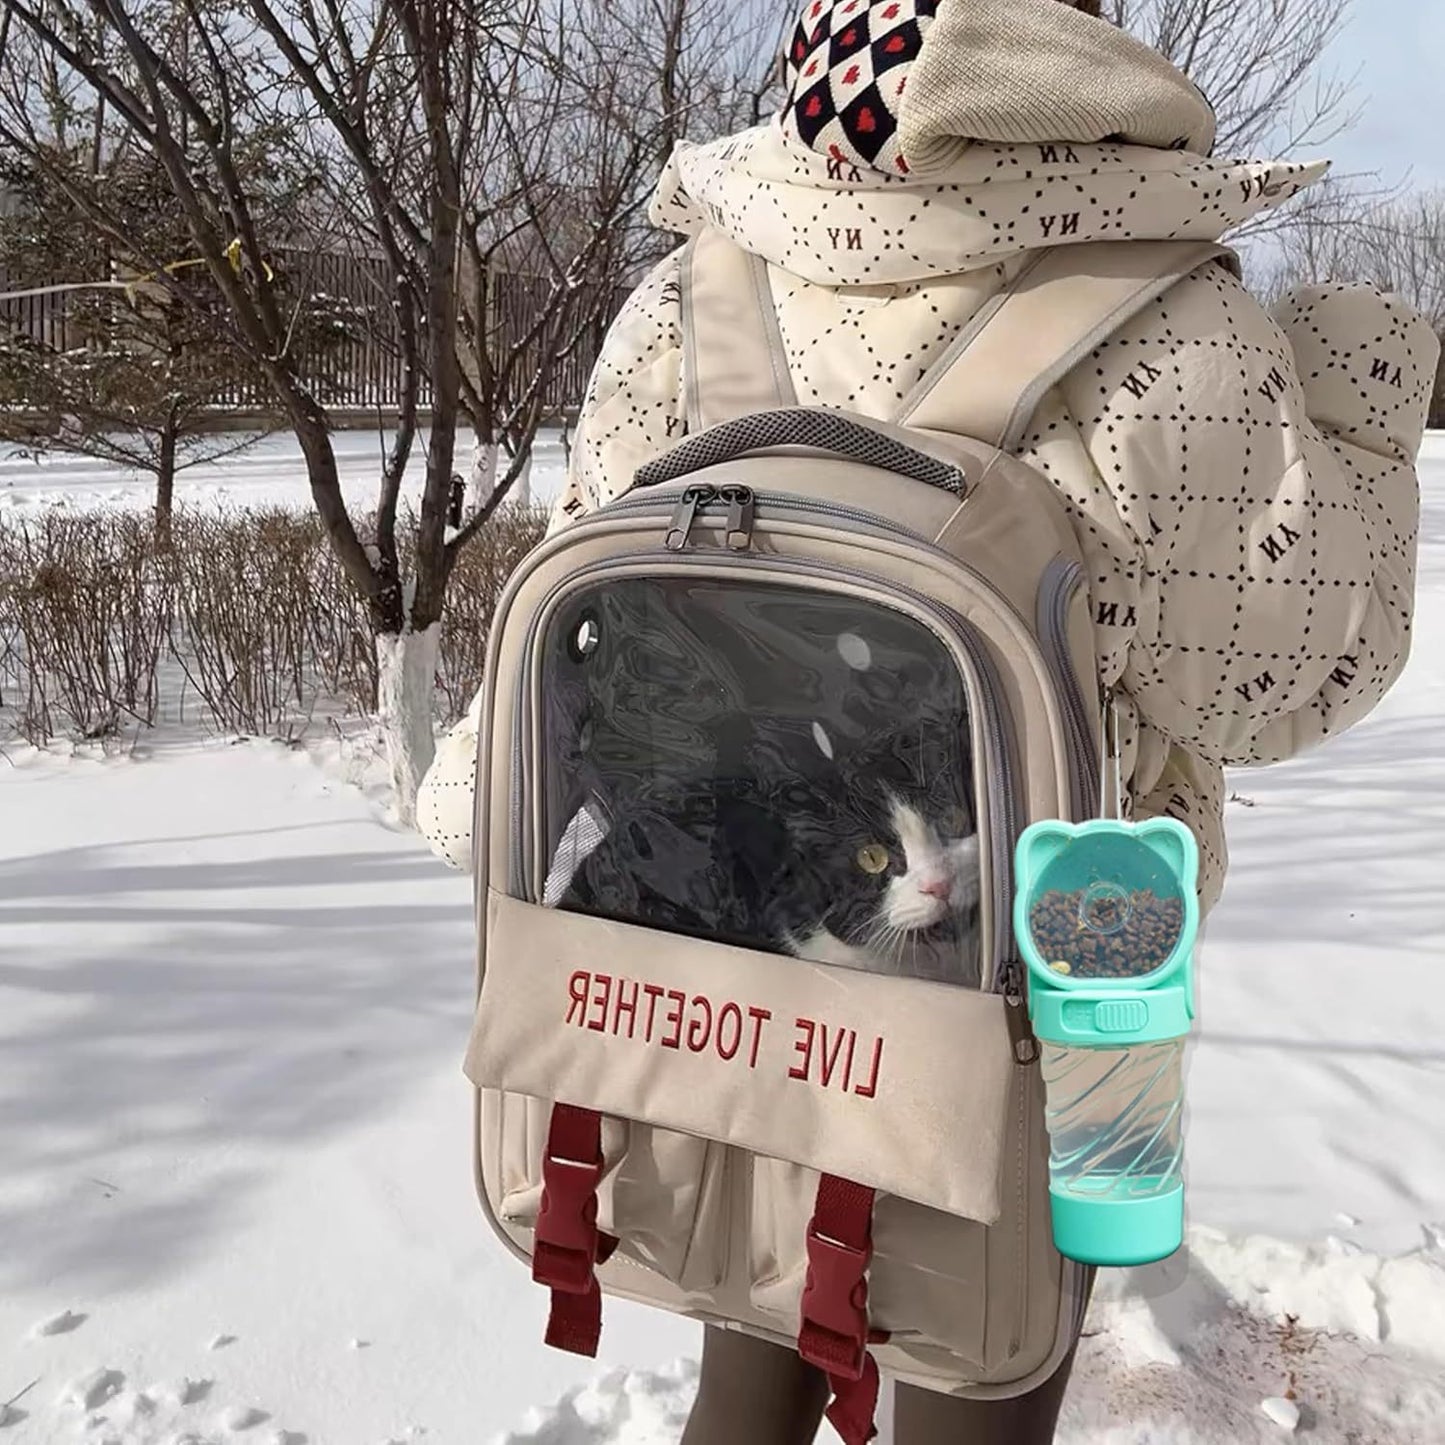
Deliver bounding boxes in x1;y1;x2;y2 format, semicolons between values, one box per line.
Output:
666;484;717;551
721;485;756;550
665;483;760;553
1001;959;1040;1066
1037;556;1101;822
1010;1055;1032;1356
611;484;930;549
665;484;757;552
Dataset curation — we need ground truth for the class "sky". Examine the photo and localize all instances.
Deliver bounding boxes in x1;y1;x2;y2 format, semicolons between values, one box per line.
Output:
1306;0;1444;188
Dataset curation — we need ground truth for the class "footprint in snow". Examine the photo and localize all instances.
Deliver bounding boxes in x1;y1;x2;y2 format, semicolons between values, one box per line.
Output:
62;1368;125;1412
269;1433;308;1445
219;1406;271;1431
171;1378;214;1407
207;1334;238;1351
0;1403;27;1430
32;1308;88;1337
109;1390;158;1426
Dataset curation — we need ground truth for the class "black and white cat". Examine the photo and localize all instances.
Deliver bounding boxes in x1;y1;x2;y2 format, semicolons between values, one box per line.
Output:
552;719;983;988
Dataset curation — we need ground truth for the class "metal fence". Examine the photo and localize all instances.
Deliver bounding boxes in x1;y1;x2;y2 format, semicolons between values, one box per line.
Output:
0;249;631;419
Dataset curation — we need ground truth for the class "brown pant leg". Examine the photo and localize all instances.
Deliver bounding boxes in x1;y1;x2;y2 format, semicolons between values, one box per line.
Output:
681;1325;830;1445
892;1341;1079;1445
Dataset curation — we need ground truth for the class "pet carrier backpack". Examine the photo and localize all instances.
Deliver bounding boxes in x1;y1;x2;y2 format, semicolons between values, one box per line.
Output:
460;227;1228;1442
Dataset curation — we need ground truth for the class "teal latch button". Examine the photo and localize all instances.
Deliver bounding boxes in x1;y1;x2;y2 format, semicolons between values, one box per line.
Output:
1093;999;1150;1034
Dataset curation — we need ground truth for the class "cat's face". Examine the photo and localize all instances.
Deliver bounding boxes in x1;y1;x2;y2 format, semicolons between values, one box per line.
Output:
775;720;981;981
875;792;982;933
807;788;978;963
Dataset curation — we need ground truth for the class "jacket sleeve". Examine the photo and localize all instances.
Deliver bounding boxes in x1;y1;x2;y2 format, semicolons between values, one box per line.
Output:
546;247;688;533
1051;261;1438;769
416;249;687;872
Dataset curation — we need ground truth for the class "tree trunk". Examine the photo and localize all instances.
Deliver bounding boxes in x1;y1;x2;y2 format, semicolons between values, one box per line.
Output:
376;622;441;827
155;415;177;547
470;436;499;509
467;438;532;510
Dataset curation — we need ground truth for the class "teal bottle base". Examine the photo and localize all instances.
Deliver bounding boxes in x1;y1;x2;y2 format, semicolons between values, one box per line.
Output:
1049;1182;1185;1267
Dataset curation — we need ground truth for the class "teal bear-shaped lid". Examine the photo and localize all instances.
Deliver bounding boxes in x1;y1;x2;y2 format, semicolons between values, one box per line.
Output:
1013;818;1200;1043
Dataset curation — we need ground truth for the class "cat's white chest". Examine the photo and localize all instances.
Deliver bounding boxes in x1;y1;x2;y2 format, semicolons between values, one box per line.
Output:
787;929;881;971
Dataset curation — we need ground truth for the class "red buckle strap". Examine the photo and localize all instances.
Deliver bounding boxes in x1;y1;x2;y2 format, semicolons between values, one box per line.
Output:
532;1104;618;1359
827;1359;882;1445
798;1173;883;1445
800;1228;872;1379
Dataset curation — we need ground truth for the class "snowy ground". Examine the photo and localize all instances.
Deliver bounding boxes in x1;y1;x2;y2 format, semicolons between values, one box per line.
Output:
1;439;1442;1444
0;427;569;517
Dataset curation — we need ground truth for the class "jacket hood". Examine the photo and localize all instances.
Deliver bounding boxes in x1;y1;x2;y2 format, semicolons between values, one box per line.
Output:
649;0;1327;288
780;0;1218;178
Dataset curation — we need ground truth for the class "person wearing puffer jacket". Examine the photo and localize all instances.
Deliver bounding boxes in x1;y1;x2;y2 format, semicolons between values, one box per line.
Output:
421;0;1437;1439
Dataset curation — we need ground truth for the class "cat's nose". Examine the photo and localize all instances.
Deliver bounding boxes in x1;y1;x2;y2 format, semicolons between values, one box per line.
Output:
918;875;952;901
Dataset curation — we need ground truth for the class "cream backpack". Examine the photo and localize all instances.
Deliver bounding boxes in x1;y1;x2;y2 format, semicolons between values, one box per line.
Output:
462;227;1229;1442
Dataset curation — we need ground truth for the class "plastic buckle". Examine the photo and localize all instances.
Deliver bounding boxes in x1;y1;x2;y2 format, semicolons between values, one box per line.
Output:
533;1153;603;1294
798;1225;872;1381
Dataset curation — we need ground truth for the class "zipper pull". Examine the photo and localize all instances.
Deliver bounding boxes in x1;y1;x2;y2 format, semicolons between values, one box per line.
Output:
1002;959;1040;1066
720;485;755;551
665;484;714;551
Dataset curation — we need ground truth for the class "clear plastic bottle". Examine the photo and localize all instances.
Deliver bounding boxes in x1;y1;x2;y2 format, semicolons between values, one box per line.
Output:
1014;819;1198;1266
1040;1037;1186;1206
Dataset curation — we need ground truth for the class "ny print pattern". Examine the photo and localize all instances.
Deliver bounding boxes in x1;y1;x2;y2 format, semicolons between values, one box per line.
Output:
544;128;1437;911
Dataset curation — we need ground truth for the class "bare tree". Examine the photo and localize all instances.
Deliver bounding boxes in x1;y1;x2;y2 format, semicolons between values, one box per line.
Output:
0;0;665;819
1107;0;1357;161
0;146;287;541
637;0;789;167
451;0;658;516
1271;186;1445;426
452;0;789;510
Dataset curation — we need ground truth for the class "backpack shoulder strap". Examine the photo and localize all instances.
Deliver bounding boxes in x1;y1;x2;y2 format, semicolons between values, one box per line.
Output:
682;226;797;431
894;240;1236;451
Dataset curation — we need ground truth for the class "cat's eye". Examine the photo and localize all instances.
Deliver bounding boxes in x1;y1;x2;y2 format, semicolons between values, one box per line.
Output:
856;843;890;875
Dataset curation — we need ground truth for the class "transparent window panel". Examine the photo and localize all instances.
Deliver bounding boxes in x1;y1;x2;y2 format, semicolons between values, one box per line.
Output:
540;576;984;987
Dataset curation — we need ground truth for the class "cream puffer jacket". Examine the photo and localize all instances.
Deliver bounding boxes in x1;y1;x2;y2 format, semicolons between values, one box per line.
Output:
419;5;1439;913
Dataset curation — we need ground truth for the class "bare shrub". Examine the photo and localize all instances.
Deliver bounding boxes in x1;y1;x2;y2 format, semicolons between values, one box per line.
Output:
303;543;378;719
436;503;546;721
0;512;173;742
0;498;544;746
170;508;327;737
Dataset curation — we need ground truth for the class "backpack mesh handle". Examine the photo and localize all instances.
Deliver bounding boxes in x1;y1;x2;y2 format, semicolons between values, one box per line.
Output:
633;410;968;496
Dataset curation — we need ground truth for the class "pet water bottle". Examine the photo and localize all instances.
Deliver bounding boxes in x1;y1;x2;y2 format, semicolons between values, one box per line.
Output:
1012;718;1200;1266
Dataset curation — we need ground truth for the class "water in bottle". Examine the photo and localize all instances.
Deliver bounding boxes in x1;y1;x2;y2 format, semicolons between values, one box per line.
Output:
1013;818;1199;1266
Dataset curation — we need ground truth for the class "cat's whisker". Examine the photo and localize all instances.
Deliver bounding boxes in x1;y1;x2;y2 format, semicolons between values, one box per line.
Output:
859;920;893;958
878;924;901;971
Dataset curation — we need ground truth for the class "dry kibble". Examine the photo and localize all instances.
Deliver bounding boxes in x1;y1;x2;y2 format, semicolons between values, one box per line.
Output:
1029;888;1183;979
